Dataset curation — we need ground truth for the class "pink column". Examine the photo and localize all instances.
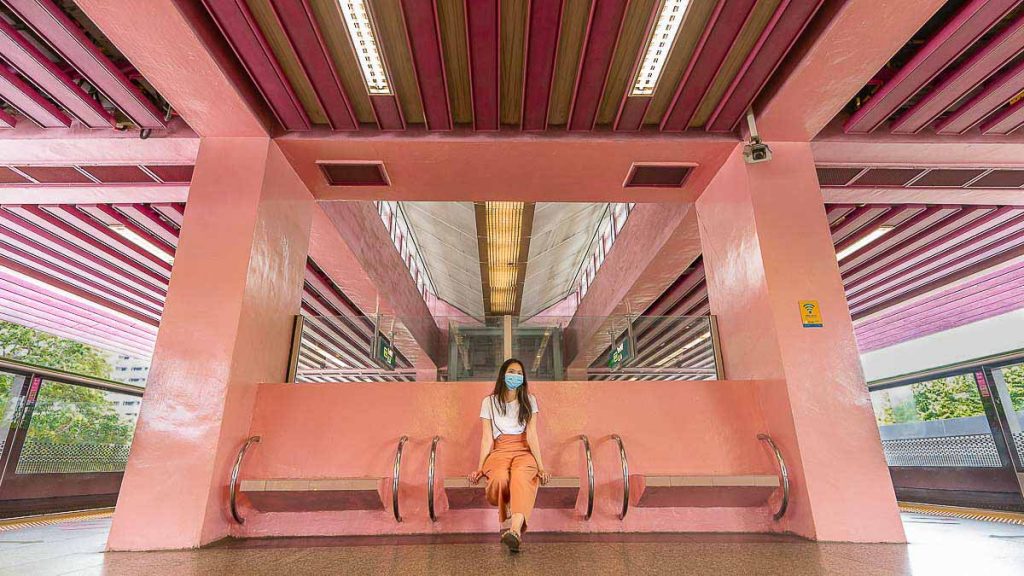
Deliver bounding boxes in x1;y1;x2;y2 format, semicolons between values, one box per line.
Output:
696;142;905;543
106;138;314;550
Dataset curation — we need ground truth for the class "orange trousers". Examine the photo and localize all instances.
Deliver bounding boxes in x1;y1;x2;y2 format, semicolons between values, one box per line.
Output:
482;433;539;529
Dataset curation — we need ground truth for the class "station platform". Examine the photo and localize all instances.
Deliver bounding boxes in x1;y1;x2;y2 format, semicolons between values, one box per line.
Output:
3;509;1024;575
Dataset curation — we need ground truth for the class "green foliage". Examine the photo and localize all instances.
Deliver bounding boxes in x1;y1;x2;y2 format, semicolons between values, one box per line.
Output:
877;391;919;425
1003;365;1024;412
0;321;133;446
911;374;986;421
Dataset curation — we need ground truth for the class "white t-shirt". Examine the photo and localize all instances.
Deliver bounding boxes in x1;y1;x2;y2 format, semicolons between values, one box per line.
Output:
480;394;539;438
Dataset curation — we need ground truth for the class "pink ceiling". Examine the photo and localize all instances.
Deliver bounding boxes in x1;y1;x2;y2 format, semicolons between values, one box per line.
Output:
842;0;1024;136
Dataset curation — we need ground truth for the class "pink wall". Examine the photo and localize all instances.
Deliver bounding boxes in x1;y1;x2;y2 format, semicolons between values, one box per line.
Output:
696;143;905;543
233;380;781;537
106;139;314;551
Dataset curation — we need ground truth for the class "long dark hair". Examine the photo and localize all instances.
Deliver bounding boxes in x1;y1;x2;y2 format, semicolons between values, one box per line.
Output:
491;358;532;427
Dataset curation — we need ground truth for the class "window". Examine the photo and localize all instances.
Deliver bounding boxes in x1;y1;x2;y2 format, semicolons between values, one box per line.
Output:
993;364;1024;465
869;374;999;467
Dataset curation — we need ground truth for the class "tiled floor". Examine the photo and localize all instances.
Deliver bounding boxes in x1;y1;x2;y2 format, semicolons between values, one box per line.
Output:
2;513;1023;575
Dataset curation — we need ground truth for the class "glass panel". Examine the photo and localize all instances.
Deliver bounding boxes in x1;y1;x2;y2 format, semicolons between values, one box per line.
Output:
994;363;1024;466
0;370;26;454
870;374;1000;467
15;382;140;474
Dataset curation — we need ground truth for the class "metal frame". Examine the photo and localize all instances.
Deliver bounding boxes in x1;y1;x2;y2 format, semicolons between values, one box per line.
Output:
612;434;629;520
285;315;305;383
392;435;408;522
709;315;725;380
428;435;440;522
757;433;789;521
579;434;594;520
0;357;144;395
229;435;261;525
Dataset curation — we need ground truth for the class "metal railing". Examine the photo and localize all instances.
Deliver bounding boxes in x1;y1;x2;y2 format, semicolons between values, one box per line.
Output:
757;433;790;521
0;357;144;395
392;435;408;522
611;434;629;520
579;434;594;521
428;435;440;522
229;435;260;525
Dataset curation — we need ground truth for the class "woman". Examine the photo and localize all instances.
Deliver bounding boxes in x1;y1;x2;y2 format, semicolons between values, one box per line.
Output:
468;358;550;552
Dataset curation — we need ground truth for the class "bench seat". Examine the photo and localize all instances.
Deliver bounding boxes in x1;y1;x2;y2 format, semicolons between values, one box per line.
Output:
629;475;779;508
240;478;387;512
443;477;580;510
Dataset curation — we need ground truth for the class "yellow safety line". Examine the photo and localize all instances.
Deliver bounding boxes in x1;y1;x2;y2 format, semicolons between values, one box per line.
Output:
0;508;113;532
900;502;1024;526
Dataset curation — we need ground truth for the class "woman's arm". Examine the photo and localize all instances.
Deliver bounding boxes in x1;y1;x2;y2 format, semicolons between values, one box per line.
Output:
525;416;549;484
469;419;494;484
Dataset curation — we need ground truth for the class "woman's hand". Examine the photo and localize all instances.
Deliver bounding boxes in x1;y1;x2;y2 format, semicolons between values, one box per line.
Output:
538;469;551;486
467;470;485;485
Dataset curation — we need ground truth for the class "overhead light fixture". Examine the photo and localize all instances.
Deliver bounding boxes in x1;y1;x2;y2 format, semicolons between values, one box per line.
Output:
486;202;524;315
836;225;894;261
109;224;174;264
631;0;690;96
338;0;392;95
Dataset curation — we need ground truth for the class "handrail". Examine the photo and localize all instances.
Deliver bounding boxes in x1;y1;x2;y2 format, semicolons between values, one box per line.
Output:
0;356;144;395
757;433;790;521
229;435;261;524
611;434;629;520
428;435;440;522
579;435;594;521
392;435;409;522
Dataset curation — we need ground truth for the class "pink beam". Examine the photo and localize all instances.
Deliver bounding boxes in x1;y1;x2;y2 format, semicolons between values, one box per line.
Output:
642;261;706;317
844;0;1017;134
0;305;153;357
757;0;945;141
822;186;1024;207
200;0;311;130
0;17;113;128
706;0;825;132
0;185;188;206
73;0;267;136
400;0;452;131
466;0;499;131
60;206;173;274
567;0;628;131
979;99;1024;135
0;66;71;128
277;132;737;203
521;0;563;131
892;12;1024;134
92;205;176;258
269;0;357;131
0;108;14;128
613;2;659;132
660;0;757;131
936;58;1024;134
5;0;165;129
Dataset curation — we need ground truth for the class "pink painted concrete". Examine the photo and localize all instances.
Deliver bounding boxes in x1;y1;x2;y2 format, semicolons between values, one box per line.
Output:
75;0;269;137
0;120;197;165
696;143;905;543
276;132;737;203
106;138;315;551
757;0;945;141
232;380;778;537
822;187;1024;207
0;185;189;205
565;204;702;369
316;202;441;368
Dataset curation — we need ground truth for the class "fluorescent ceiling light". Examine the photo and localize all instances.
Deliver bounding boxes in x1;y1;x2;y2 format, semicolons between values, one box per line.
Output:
836;225;894;261
486;202;524;315
338;0;392;95
631;0;690;96
109;224;174;264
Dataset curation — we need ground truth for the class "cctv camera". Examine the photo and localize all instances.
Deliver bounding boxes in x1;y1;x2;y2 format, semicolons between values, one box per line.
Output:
743;137;772;164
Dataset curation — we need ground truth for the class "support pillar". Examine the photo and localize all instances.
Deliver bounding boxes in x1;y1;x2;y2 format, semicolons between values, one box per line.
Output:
696;142;905;542
106;138;314;550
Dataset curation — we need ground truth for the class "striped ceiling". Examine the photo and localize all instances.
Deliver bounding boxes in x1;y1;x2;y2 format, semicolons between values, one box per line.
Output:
0;0;172;130
593;200;1024;370
843;0;1024;135
201;0;825;133
0;196;413;380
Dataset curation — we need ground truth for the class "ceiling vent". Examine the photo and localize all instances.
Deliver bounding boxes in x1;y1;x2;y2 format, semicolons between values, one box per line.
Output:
624;164;692;188
816;167;863;186
0;167;29;184
850;168;924;187
968;170;1024;188
908;169;985;187
320;162;389;186
13;166;92;184
80;165;154;183
145;165;194;183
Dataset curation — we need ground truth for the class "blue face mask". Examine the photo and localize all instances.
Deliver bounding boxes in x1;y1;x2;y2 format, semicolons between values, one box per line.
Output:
504;373;524;390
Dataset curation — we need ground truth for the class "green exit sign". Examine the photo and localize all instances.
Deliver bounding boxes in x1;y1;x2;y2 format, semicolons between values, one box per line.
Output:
378;337;396;370
608;338;630;371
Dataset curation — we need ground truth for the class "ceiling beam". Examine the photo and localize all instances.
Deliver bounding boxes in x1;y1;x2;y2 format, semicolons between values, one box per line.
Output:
756;0;945;141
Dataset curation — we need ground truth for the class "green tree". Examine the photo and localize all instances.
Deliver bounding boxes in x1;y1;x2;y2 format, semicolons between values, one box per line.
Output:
0;321;132;445
911;374;985;421
1003;365;1024;412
